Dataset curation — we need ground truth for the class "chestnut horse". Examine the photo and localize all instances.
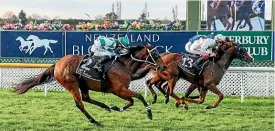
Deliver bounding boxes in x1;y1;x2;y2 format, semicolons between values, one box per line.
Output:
146;42;254;110
12;44;168;127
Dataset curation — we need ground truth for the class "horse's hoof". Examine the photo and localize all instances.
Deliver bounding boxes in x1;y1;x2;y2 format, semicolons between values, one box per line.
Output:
164;98;169;104
151;100;156;104
147;111;153;120
110;106;120;111
94;122;103;127
205;105;211;109
183;106;189;110
175;102;180;108
105;107;111;112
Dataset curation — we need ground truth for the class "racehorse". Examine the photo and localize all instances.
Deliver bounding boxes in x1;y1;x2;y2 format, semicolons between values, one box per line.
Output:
12;44;167;127
146;41;254;110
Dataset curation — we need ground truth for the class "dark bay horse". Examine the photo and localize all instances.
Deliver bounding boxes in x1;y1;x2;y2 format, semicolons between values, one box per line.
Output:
12;44;168;127
146;42;254;110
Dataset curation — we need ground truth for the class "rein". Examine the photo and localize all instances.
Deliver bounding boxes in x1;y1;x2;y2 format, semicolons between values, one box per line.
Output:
130;47;158;67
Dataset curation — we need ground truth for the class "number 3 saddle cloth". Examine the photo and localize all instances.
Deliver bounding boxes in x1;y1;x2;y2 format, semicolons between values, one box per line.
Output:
178;54;209;76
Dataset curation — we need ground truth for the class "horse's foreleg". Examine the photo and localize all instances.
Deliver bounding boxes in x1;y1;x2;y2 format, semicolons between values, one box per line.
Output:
110;97;134;112
146;77;159;104
135;93;152;120
70;87;102;127
185;88;208;104
168;78;188;110
113;87;152;120
158;81;170;104
205;83;224;109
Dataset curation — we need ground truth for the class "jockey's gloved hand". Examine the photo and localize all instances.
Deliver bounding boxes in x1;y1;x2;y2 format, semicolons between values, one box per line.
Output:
210;53;216;57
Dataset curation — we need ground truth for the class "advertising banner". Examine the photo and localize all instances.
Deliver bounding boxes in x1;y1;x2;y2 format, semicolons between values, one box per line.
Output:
65;31;197;55
1;31;64;58
199;31;272;60
206;0;265;31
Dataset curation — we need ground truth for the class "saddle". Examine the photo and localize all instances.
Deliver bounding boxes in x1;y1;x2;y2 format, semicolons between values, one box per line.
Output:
178;54;208;76
76;55;115;92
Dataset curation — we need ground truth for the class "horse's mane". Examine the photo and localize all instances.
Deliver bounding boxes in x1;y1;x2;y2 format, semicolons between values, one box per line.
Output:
120;45;145;58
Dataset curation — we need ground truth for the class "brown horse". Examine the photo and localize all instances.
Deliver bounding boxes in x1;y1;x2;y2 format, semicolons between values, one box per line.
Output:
12;44;168;127
146;41;254;110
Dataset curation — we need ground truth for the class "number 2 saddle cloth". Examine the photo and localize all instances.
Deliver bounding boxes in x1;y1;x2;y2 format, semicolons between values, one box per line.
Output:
76;55;115;81
178;54;209;76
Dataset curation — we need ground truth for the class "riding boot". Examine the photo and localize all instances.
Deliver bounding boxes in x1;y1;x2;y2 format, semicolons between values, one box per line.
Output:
192;57;204;70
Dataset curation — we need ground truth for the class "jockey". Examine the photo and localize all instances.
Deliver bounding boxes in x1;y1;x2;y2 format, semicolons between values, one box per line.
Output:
185;33;226;69
185;32;215;54
89;36;130;71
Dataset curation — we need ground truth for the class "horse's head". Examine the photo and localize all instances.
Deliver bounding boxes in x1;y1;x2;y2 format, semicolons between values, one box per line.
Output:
127;43;167;71
226;43;254;63
26;35;38;41
219;40;236;52
16;36;21;41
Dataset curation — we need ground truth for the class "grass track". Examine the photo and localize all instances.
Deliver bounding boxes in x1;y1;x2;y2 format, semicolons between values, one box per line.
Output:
0;89;273;131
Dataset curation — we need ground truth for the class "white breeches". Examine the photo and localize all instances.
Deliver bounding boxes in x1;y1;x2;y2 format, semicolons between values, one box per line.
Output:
189;41;203;55
185;42;192;53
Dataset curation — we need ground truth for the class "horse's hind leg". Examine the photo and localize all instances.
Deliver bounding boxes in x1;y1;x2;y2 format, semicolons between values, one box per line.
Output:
81;89;111;112
69;87;102;126
78;78;111;112
185;88;208;104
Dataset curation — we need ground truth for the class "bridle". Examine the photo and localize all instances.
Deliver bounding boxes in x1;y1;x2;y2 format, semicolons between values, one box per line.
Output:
130;46;160;67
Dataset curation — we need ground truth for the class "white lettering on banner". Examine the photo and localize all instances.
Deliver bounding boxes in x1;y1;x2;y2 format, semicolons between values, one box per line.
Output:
86;35;92;42
85;34;160;43
73;45;80;55
152;46;173;53
73;45;92;55
229;36;269;44
244;47;268;56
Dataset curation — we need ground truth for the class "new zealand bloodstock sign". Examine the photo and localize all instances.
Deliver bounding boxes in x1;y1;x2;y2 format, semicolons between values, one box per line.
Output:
65;31;196;55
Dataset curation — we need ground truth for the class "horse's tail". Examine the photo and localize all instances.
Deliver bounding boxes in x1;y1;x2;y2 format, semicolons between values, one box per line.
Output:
13;64;55;94
48;40;58;44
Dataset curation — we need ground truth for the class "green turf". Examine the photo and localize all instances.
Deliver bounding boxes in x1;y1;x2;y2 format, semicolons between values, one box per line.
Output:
0;89;273;131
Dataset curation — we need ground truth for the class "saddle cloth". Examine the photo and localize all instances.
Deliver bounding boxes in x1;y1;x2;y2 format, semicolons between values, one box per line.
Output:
178;54;208;76
76;55;114;81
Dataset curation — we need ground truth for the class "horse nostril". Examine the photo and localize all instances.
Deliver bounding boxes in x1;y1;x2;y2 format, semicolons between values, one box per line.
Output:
162;65;167;71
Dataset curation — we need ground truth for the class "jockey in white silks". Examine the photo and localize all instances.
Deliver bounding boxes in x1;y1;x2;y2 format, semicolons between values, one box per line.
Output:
185;33;226;69
89;36;130;71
